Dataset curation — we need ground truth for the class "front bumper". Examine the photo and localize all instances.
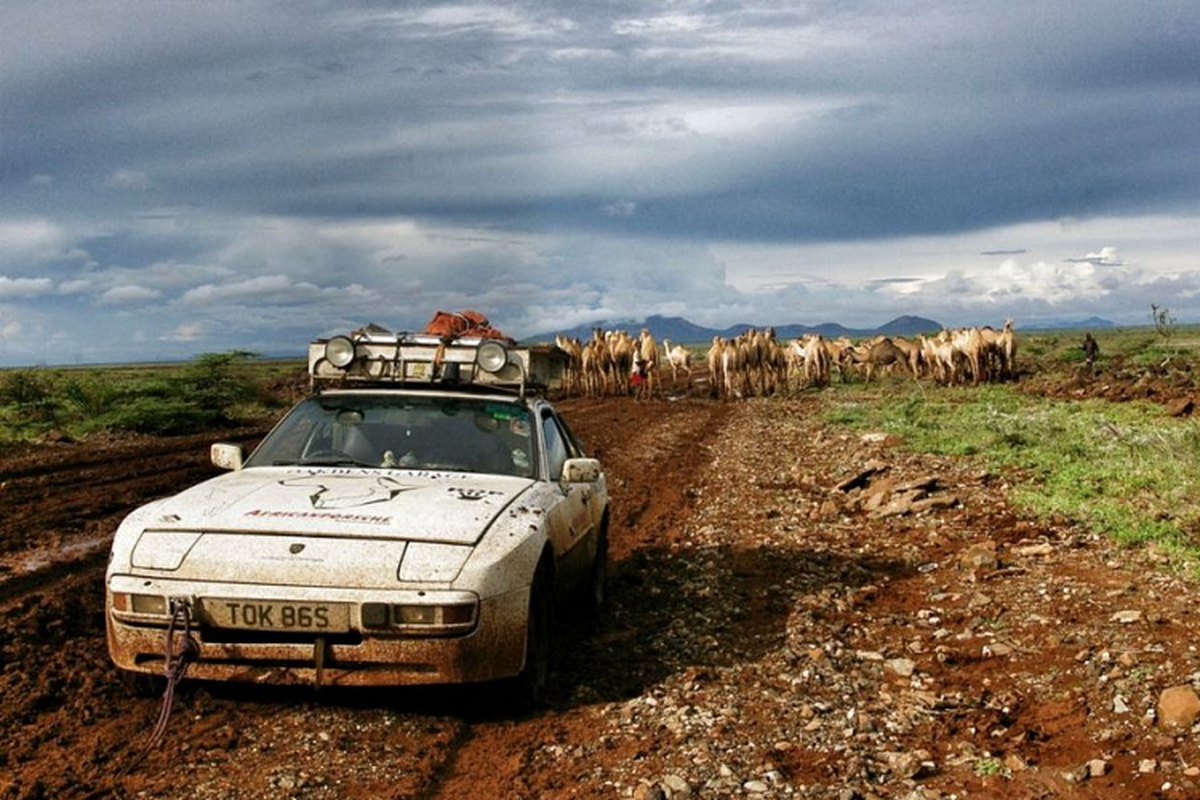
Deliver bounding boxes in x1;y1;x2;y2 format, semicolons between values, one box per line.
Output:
106;576;528;687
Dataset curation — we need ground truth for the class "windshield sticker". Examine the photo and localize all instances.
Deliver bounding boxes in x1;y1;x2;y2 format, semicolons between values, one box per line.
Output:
279;476;419;510
486;404;528;422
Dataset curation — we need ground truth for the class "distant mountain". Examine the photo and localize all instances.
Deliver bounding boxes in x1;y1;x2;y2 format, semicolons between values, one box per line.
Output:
1023;316;1117;330
526;314;944;344
877;315;944;336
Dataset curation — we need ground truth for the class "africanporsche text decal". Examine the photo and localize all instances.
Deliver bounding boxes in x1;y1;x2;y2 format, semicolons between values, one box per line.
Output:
245;509;393;525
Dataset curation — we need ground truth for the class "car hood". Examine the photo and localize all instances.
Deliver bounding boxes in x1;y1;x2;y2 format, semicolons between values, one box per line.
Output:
137;466;534;545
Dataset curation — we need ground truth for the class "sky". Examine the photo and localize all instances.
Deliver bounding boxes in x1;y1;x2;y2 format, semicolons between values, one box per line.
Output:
1;1;1198;365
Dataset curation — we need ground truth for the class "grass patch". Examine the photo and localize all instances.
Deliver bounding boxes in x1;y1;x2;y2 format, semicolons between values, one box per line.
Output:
823;382;1200;568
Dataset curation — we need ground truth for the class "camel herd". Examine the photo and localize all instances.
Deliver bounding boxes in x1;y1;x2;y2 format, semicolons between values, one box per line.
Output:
554;320;1017;399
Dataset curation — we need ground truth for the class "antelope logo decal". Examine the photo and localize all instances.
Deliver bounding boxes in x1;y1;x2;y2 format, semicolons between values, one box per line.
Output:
279;476;418;510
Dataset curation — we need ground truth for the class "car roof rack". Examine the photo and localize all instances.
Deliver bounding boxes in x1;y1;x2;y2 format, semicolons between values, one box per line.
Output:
308;324;567;398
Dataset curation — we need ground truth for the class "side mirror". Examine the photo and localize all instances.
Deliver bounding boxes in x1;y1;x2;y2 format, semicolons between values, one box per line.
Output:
211;443;244;471
561;457;601;484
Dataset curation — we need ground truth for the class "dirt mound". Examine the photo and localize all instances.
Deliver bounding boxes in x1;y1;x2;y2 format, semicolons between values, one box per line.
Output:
1019;357;1198;413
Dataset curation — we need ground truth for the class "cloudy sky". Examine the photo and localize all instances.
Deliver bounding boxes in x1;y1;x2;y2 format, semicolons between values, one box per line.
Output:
1;1;1198;365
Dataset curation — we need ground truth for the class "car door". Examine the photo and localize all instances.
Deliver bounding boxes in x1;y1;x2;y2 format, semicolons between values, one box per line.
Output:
539;409;594;584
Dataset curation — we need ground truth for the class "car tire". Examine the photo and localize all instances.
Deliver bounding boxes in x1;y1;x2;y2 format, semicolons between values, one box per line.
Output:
582;525;608;618
510;558;553;710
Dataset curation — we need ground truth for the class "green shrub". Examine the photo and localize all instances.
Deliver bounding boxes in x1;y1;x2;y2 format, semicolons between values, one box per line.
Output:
90;396;223;436
0;370;62;424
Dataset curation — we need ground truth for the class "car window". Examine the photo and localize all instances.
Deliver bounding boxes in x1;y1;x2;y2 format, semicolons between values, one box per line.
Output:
540;410;570;481
246;394;535;477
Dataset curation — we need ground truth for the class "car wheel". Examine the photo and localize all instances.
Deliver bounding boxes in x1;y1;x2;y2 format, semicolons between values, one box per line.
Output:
583;526;608;617
512;558;552;710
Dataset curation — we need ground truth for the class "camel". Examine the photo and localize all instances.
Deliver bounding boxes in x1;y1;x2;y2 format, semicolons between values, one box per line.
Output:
638;329;661;399
889;336;924;381
661;339;693;384
609;330;635;396
581;328;613;397
706;336;725;398
801;334;831;387
842;337;915;383
554;335;584;395
998;318;1017;380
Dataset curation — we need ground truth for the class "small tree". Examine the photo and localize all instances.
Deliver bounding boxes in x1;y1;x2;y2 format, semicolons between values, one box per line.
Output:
179;351;260;424
1151;304;1177;343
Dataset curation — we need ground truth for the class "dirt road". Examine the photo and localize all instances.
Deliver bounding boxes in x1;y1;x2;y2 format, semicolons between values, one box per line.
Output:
3;394;1199;799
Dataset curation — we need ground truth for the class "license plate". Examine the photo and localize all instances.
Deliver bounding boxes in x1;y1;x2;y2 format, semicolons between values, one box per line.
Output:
406;362;430;379
201;599;350;632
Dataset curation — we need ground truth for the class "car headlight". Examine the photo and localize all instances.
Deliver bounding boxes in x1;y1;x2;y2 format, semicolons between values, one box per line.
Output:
325;336;356;368
475;341;508;374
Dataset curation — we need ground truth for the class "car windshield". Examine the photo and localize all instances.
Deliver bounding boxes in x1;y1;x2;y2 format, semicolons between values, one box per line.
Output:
245;394;536;478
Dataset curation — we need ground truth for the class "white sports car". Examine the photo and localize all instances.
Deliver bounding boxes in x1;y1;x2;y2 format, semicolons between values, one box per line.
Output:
106;333;608;702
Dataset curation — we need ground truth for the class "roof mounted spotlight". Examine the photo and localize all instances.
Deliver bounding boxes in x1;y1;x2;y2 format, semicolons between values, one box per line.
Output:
475;341;508;374
324;336;356;369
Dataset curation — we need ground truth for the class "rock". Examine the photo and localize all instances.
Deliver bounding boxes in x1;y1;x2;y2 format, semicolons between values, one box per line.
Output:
896;476;939;493
1004;753;1029;772
1088;759;1110;778
886;658;916;678
885;751;926;779
1061;765;1090;784
874;490;927;518
1113;695;1130;714
1013;542;1054;557
661;774;692;798
1159;686;1200;730
1110;610;1143;624
960;541;999;572
633;784;667;800
863;488;892;512
743;780;769;793
982;643;1013;658
911;495;961;513
837;463;887;493
1166;398;1194;417
1139;759;1158;774
967;592;992;610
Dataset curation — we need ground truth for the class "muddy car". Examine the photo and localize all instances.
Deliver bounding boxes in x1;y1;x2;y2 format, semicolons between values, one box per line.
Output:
106;328;608;702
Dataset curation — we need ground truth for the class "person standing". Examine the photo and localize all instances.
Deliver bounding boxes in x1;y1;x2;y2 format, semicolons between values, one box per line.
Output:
1082;333;1099;367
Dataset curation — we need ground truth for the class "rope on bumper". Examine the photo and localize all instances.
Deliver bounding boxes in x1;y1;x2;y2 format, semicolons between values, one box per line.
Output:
120;598;198;776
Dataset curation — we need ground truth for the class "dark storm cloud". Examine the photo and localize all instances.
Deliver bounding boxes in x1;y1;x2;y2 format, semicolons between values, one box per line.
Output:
2;0;1200;364
6;0;1197;235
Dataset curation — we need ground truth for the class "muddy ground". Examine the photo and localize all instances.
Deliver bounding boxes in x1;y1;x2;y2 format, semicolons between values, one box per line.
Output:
2;382;1200;799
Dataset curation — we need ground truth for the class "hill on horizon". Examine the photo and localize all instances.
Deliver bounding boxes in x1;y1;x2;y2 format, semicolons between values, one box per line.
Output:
527;314;944;344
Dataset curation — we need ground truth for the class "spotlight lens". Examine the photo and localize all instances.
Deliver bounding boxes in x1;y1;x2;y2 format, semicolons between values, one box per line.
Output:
325;336;356;368
476;342;508;374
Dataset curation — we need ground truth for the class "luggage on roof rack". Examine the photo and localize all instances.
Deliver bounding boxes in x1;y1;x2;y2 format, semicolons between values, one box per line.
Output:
308;324;566;396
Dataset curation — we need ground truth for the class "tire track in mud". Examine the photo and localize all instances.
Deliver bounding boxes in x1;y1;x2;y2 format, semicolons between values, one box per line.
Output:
0;428;267;602
420;397;732;800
